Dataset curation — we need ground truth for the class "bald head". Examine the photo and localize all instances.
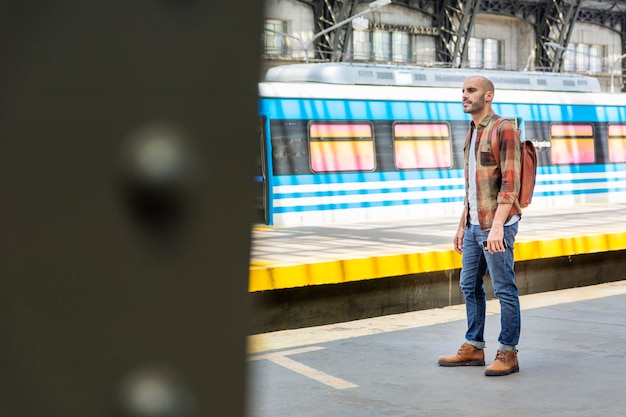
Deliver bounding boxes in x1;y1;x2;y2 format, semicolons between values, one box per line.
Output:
467;76;494;94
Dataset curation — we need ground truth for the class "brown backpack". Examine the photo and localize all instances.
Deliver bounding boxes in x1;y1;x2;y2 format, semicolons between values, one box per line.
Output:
490;118;537;208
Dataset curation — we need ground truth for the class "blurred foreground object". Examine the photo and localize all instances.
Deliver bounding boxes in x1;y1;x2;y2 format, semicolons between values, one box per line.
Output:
0;1;261;416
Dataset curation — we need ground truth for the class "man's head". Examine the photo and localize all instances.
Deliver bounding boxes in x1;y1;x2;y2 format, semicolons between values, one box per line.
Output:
462;76;494;120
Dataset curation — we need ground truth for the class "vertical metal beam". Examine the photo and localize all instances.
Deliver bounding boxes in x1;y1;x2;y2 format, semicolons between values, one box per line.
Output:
312;0;335;61
0;1;260;415
313;0;350;62
620;14;626;92
536;0;583;72
436;0;479;67
330;0;358;61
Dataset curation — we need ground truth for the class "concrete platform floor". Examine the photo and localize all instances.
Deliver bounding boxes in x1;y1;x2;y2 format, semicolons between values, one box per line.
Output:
247;280;626;417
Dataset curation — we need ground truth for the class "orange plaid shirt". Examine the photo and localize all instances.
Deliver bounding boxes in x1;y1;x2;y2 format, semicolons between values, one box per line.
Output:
463;113;522;231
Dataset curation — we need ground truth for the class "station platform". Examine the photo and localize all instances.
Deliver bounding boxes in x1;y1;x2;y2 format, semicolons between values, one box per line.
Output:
247;280;626;417
249;202;626;292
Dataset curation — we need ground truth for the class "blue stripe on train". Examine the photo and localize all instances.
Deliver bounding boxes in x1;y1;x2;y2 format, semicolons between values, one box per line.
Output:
272;164;625;188
273;184;465;199
271;186;626;214
271;195;466;213
534;187;626;197
273;169;464;186
546;163;626;174
260;98;626;123
272;177;624;200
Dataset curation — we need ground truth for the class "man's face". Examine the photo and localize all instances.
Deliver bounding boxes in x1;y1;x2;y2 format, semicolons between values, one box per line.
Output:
462;77;488;114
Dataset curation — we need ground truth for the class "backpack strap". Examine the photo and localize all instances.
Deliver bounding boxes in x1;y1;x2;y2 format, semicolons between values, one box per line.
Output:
490;117;505;169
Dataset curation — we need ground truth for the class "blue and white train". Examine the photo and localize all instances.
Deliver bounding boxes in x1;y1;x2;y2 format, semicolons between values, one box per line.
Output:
256;63;626;226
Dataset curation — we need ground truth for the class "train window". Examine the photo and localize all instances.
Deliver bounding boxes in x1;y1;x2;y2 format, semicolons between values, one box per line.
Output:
550;123;595;164
308;122;375;173
608;124;626;163
392;123;452;169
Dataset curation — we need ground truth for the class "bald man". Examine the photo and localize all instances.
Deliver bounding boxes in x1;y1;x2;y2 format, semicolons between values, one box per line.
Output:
438;76;523;377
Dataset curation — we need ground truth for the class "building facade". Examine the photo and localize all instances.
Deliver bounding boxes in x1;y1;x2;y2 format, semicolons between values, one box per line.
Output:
261;0;626;92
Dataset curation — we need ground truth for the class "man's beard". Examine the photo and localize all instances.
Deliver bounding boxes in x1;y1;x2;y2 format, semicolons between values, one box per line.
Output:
463;97;484;114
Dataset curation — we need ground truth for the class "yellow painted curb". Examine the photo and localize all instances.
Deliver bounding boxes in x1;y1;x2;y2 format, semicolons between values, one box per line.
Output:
249;232;626;292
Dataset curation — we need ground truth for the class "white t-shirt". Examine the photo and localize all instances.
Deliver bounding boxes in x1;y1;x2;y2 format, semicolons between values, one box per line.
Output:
468;128;479;225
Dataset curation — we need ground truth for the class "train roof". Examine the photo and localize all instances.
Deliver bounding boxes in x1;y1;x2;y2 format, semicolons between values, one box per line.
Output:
264;62;602;93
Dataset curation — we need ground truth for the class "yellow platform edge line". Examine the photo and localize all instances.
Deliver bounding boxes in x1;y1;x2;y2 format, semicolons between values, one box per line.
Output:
249;232;626;292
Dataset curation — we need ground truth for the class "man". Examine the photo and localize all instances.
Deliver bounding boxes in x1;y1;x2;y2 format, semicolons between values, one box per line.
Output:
438;76;522;376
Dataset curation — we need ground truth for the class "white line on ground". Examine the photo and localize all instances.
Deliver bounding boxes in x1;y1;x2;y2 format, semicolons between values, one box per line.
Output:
248;346;358;390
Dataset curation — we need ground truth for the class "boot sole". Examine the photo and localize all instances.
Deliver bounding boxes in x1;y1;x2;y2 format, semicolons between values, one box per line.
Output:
438;361;485;367
484;366;519;376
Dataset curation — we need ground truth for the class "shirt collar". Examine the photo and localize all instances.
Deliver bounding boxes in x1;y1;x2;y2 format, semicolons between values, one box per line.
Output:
469;113;497;129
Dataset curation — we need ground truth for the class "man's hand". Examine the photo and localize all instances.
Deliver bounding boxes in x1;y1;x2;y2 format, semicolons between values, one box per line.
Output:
485;226;505;254
453;227;465;254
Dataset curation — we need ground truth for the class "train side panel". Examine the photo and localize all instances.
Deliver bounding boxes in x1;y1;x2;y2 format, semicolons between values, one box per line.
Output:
258;83;626;226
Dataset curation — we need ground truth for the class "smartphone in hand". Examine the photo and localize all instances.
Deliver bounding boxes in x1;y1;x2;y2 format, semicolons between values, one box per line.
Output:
483;240;508;249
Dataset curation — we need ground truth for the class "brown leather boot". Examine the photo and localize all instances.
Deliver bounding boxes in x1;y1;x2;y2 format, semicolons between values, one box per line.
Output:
485;350;519;376
438;343;485;367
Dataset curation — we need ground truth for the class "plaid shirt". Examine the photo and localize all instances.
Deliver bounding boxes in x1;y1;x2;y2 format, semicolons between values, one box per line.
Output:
463;113;522;231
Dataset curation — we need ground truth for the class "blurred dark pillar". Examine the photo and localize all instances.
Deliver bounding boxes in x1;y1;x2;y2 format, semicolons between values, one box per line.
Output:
0;1;261;416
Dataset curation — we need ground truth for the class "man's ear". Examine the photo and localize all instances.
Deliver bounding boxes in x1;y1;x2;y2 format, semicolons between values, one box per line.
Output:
485;91;494;103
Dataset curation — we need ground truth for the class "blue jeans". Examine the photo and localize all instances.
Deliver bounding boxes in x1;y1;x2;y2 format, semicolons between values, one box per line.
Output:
460;222;520;350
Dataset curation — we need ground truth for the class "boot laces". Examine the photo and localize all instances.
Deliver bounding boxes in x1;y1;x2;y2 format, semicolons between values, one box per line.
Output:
458;343;472;354
495;350;517;363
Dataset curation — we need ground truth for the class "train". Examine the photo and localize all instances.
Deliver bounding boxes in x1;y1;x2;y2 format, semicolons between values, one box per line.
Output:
256;62;626;226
